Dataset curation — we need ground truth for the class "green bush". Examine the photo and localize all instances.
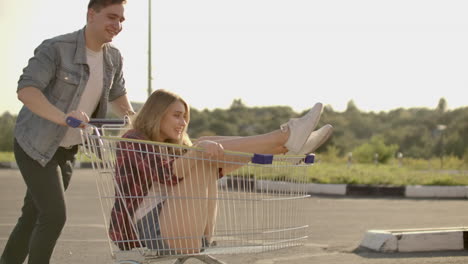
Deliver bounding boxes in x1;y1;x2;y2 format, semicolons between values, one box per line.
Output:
352;136;399;164
0;113;15;152
319;145;342;163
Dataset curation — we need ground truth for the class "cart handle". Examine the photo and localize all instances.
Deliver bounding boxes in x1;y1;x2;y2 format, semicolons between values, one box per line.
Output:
66;116;86;128
66;117;126;128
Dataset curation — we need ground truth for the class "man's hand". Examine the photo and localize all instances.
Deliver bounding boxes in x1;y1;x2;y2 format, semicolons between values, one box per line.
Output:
110;94;135;118
64;110;90;127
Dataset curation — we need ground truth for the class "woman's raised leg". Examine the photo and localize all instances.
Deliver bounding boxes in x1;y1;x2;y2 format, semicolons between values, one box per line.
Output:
196;102;332;156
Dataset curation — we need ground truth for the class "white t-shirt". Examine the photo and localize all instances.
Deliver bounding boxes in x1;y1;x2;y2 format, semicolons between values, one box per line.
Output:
60;48;104;147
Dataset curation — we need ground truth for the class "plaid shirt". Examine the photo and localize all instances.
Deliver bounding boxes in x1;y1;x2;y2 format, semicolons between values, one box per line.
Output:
108;129;182;250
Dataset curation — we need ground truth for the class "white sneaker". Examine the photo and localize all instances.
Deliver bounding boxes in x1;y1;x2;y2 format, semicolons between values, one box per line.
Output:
299;124;333;154
282;103;323;155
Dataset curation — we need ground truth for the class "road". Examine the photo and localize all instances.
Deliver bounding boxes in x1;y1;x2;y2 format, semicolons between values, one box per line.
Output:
1;169;468;264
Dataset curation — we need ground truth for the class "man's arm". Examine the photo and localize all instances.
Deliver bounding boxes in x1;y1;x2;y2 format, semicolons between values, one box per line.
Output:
18;86;89;126
109;94;135;117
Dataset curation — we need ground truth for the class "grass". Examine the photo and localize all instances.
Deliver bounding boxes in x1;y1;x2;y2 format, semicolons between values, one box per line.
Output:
2;151;467;186
0;152;14;163
305;163;468;186
242;162;468;186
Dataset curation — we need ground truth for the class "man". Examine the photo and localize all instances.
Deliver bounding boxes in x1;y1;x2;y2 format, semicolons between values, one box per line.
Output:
0;0;134;263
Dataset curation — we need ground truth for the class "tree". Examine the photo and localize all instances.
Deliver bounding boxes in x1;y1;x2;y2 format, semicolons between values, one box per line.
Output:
345;100;359;113
436;97;447;114
230;99;246;110
0;112;16;151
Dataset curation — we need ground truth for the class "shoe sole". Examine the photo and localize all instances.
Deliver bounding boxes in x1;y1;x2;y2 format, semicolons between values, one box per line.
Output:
291;103;323;153
302;124;333;154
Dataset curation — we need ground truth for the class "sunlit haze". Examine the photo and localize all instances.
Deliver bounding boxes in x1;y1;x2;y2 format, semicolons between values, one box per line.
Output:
1;0;467;115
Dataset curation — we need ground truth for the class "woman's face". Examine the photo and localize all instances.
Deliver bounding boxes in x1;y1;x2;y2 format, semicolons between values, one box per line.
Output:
159;100;188;141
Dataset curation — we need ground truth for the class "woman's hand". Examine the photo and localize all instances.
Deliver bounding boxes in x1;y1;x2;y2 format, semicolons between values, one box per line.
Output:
196;140;225;158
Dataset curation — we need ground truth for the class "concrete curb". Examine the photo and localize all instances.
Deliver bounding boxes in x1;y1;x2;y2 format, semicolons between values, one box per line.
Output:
0;161;18;169
2;162;467;199
406;185;468;198
218;179;468;199
359;227;468;252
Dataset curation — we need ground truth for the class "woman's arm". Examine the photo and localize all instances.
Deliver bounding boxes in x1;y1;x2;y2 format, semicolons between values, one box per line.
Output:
172;140;225;176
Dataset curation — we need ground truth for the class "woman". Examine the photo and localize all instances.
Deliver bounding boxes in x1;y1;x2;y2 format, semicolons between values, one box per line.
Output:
109;89;332;254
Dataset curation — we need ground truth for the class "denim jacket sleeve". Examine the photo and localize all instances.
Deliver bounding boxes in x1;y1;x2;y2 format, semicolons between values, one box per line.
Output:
17;30;85;115
17;40;58;92
104;45;127;103
109;48;126;102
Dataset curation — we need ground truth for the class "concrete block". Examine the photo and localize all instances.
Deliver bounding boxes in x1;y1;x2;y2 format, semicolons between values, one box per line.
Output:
398;230;464;252
360;230;397;252
360;227;468;253
406;186;468;198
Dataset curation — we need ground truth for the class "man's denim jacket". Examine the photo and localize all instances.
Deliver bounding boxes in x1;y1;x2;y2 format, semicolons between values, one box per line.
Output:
15;27;127;166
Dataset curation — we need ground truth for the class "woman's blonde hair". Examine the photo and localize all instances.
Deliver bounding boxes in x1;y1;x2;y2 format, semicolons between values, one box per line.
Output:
132;89;192;146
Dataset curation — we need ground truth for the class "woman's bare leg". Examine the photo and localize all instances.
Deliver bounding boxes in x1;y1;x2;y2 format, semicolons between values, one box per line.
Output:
195;136;242;141
197;102;330;156
204;176;218;244
196;132;291;243
196;130;288;175
158;158;219;254
198;129;288;155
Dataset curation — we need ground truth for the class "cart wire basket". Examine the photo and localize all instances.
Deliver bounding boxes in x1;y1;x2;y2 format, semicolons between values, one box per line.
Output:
78;119;314;264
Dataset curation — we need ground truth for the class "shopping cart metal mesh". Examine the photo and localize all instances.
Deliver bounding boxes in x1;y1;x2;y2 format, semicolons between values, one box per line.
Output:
80;126;314;264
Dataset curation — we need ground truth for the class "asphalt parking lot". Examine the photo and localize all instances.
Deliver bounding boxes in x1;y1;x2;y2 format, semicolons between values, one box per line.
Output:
1;168;468;264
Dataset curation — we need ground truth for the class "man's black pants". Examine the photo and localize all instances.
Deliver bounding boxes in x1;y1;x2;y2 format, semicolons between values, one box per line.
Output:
0;140;78;264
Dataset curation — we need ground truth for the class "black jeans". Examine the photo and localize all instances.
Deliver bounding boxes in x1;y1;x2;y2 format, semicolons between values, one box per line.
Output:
0;140;78;264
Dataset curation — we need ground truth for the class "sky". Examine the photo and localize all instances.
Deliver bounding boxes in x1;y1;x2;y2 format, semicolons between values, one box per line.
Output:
1;0;468;115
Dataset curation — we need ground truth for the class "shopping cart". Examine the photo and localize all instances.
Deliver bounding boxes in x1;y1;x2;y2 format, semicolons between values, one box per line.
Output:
72;118;315;264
